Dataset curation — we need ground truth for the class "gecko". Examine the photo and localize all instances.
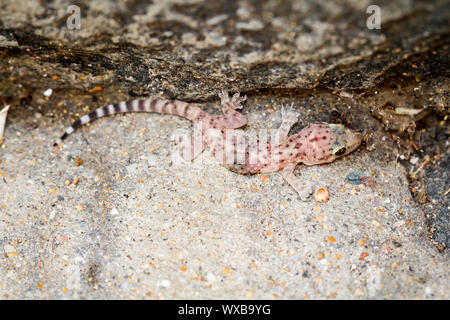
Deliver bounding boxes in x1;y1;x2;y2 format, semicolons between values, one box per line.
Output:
55;90;362;200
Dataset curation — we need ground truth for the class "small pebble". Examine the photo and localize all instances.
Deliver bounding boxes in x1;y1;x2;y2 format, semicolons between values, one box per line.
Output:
206;272;216;282
43;88;53;97
4;244;16;255
110;208;119;215
345;172;362;184
74;157;83;166
160;280;171;288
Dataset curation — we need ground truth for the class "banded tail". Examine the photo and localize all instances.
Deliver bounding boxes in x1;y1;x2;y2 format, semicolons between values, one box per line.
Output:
54;98;205;146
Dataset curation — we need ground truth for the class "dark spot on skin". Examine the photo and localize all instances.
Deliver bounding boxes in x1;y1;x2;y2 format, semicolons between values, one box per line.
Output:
162;101;170;113
295;143;302;148
113;103;121;113
184;104;191;116
72;119;82;129
150;100;156;110
101;106;109;115
322;136;327;140
136;100;143;111
88;111;97;119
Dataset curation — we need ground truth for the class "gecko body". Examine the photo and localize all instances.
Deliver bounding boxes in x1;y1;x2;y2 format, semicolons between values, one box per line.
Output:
56;91;362;200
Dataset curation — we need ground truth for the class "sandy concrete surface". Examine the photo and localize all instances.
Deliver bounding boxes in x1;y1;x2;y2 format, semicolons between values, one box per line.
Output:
1;94;448;299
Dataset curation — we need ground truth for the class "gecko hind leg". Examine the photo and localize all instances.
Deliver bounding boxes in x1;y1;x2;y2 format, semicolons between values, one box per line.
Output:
280;163;313;201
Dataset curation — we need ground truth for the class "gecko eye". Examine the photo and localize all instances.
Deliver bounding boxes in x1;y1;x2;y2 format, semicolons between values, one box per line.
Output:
333;147;347;156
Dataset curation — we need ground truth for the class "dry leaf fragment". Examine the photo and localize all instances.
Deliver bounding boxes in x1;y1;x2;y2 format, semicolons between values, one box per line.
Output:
0;105;9;144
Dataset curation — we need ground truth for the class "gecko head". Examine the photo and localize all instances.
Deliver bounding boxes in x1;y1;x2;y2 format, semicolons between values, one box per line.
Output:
295;123;362;165
327;124;362;160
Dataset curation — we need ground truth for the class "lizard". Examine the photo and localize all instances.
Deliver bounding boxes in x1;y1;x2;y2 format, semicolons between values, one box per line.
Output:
54;90;362;200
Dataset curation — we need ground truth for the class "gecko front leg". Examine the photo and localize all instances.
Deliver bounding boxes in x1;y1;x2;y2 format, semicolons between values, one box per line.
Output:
274;104;300;144
216;90;247;129
280;163;313;201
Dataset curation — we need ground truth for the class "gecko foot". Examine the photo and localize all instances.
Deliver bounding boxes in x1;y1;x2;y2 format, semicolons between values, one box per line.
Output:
230;92;247;109
281;103;300;124
218;90;230;104
298;184;313;201
219;90;246;110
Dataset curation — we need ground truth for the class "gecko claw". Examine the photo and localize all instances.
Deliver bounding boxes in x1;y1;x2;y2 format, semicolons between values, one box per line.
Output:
218;90;230;105
231;95;246;109
281;103;300;124
231;92;247;105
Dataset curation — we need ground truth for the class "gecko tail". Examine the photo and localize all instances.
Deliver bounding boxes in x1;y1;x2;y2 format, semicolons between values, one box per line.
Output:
54;98;205;146
53;132;68;147
53;129;72;147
